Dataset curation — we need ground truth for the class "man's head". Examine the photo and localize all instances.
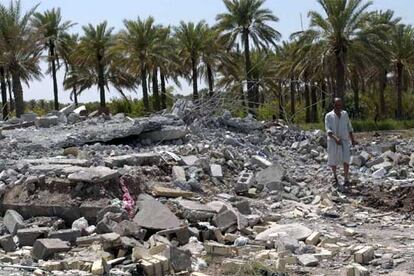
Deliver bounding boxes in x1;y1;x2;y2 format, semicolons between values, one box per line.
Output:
333;98;342;114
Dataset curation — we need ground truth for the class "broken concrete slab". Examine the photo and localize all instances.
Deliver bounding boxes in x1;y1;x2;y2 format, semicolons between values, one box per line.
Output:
157;226;190;245
133;194;181;230
210;164;223;178
23;158;90;167
35;116;59;128
0;235;17;252
172;166;186;182
152;186;193;198
181;155;199;166
17;227;50;246
255;223;313;242
212;210;237;231
4;209;25;235
104;153;161;168
32;238;71;260
48;229;81;244
138;125;187;142
298;254;319;267
68;166;119;183
255;163;285;191
251;155;272;168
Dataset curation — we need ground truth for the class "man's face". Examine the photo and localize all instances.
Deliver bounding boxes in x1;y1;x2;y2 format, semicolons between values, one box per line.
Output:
334;100;342;113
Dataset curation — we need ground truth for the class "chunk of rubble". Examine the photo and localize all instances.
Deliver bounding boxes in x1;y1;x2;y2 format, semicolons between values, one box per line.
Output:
255;163;285;191
32;238;71;260
133;194;181;230
152;185;193;198
255;223;313;242
67;166;119;183
4;209;25;235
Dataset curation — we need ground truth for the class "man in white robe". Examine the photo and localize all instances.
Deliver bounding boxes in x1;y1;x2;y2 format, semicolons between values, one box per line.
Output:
325;98;357;189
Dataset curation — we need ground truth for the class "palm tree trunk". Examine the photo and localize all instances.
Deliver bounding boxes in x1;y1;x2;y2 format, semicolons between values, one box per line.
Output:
11;72;24;118
278;81;284;120
379;69;386;116
73;87;78;107
191;56;198;101
0;67;8;120
352;76;359;116
243;30;254;112
160;70;167;109
311;83;318;123
7;75;14;112
152;67;160;111
335;51;346;101
290;78;295;122
396;62;403;119
304;72;311;123
141;65;149;111
321;79;327;111
50;41;59;110
207;64;214;97
98;63;106;109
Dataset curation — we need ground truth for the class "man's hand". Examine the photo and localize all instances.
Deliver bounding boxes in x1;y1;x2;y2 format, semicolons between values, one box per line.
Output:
351;139;358;146
334;136;342;145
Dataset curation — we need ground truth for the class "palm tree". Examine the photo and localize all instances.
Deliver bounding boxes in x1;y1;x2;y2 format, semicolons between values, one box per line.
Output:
307;0;373;101
200;26;224;97
0;0;43;117
76;21;134;109
216;0;280;111
174;21;207;101
117;17;166;111
61;34;82;106
388;24;414;119
32;8;74;110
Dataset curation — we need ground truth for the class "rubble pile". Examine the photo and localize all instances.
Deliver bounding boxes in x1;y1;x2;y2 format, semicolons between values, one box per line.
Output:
0;102;413;275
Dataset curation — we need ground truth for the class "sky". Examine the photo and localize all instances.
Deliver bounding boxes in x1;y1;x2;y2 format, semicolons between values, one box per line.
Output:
16;0;414;104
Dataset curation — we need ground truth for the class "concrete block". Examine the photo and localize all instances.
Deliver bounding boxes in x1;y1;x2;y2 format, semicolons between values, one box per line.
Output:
48;229;81;244
32;238;71;260
0;235;17;252
210;164;223;178
212;210;237;231
354;246;374;264
305;231;321;246
205;242;238;256
157;226;190;245
3;209;25;235
17;227;50;246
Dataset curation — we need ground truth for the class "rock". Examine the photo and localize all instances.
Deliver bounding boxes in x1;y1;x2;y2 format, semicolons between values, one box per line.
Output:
35;116;59;128
67;113;81;124
409;153;414;168
60;104;77;116
255;223;313;242
372;168;386;178
234;236;249;246
346;263;370;276
305;231;321;246
68;166;119;183
63;147;79;157
72;217;89;232
231;199;251;215
96;205;128;223
152;185;193;198
17;227;50;246
251;155;272;168
21;112;37;123
235;171;254;195
172;166;186;182
372;161;393;171
366;157;384;168
32;238;71;260
212;210;237;231
133;194;181;230
181;155;199;166
205;242;237;256
48;229;81;244
354;246;375;264
210;164;223;178
73;105;87;116
91;258;109;275
113;221;146;240
298;254;319;267
105;153;161;167
3;209;25;235
169;246;192;272
157;226;190;245
255;164;285;191
0;235;17;252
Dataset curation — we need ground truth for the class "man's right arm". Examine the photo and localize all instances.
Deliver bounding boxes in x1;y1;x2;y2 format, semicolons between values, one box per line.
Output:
325;113;341;145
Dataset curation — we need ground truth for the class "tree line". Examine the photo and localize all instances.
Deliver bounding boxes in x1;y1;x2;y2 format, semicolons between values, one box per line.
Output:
1;0;414;123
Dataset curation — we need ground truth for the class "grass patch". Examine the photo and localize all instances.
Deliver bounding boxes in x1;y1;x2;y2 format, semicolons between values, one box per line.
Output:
300;119;414;132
